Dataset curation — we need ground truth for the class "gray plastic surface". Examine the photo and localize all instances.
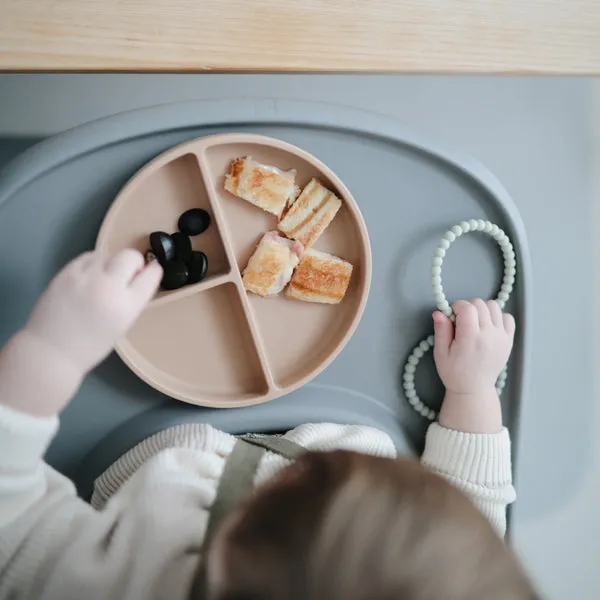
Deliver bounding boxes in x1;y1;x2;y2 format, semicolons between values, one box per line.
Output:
0;100;530;492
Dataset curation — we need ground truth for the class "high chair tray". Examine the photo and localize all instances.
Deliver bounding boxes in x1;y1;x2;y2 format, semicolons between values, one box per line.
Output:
0;99;530;483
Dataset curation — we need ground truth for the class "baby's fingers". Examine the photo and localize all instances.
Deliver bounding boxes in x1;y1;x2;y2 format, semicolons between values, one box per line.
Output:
69;251;98;272
130;261;163;306
487;300;503;327
58;251;98;282
471;298;492;327
503;313;516;338
433;311;454;358
105;249;145;284
452;300;479;341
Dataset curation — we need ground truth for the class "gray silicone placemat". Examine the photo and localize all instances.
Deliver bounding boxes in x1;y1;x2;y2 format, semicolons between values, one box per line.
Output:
0;99;531;487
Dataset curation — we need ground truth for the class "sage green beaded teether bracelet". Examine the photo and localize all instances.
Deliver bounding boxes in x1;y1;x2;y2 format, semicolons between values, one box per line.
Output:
402;219;516;421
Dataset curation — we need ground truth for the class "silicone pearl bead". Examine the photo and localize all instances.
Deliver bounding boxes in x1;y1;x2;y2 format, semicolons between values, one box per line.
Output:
403;219;517;421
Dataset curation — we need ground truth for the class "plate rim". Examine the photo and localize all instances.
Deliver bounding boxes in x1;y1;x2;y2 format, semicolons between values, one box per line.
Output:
96;132;373;408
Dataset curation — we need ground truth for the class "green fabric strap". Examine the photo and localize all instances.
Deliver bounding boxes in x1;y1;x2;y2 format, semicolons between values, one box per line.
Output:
190;435;306;599
238;434;307;460
203;435;306;548
203;439;264;547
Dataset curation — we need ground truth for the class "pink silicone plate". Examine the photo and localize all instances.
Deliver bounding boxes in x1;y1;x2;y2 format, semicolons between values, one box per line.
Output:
96;133;372;407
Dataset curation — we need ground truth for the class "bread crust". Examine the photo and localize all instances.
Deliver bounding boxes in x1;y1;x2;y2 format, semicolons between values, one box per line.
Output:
242;232;303;296
286;248;353;304
225;157;299;217
278;179;342;247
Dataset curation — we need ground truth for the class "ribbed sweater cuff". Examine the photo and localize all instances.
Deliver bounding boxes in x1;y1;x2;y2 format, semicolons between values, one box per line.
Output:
0;405;58;470
421;423;512;486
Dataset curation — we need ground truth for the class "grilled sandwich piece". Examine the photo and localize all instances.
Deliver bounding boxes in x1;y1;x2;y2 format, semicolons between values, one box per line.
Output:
242;232;304;297
278;178;342;248
225;157;299;217
286;248;353;304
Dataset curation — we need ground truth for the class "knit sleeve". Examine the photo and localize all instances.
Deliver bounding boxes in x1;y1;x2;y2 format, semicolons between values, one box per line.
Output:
420;423;516;537
0;404;84;595
0;407;211;600
0;404;58;527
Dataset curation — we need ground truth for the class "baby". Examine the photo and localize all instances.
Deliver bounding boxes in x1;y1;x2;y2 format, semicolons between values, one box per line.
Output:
0;249;539;600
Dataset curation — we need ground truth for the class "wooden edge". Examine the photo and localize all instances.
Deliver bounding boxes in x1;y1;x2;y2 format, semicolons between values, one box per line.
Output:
1;0;599;74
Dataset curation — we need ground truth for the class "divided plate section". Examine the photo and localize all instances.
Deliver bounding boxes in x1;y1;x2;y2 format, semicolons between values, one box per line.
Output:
96;152;231;307
200;140;369;389
97;134;371;406
119;283;269;406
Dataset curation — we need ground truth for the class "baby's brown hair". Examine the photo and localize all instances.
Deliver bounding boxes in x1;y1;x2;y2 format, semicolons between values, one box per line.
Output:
205;450;539;600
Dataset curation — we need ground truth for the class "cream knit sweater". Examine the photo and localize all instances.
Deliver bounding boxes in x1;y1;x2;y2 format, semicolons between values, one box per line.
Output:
0;405;515;600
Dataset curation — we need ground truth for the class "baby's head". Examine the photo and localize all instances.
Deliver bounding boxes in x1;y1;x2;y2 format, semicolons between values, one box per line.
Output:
204;451;538;600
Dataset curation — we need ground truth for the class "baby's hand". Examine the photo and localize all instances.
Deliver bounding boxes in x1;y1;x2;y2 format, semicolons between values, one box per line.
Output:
433;299;515;397
26;250;162;376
